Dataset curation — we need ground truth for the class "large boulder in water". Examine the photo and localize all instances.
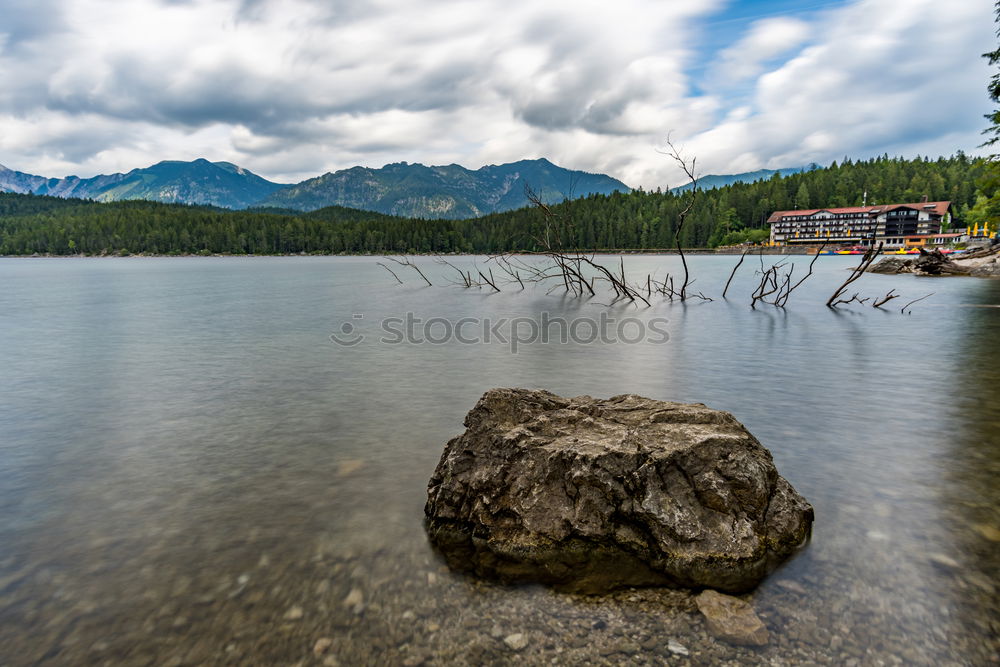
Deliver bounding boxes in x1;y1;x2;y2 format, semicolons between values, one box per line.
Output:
424;388;813;594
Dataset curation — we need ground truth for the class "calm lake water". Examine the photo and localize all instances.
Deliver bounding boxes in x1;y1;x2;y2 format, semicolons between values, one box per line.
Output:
0;255;997;666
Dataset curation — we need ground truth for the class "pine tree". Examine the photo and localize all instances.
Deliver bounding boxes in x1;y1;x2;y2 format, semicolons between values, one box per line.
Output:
975;1;1000;234
795;183;811;210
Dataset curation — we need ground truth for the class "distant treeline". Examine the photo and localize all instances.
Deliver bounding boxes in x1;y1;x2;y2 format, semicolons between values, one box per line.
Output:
0;154;984;255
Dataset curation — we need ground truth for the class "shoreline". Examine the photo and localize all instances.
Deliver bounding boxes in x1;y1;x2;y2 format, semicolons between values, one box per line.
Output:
0;248;886;259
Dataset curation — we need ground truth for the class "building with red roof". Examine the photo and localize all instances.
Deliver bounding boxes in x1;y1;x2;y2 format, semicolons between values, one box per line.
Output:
768;200;953;248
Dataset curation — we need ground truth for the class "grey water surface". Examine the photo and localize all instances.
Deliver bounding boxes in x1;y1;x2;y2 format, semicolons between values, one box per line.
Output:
0;255;997;665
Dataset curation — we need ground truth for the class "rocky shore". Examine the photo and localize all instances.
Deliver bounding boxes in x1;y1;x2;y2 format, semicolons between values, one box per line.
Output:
868;245;1000;277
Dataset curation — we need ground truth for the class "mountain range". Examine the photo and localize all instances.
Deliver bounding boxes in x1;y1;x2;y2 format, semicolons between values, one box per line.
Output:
670;167;807;193
0;158;629;219
0;159;283;209
259;159;627;218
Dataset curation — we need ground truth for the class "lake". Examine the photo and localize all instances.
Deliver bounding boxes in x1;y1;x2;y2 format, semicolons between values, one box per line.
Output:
0;255;997;665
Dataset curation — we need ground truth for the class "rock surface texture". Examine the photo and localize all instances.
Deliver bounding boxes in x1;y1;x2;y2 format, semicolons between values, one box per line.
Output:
424;388;813;594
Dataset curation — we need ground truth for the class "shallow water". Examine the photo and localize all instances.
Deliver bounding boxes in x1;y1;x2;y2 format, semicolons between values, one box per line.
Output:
0;255;997;665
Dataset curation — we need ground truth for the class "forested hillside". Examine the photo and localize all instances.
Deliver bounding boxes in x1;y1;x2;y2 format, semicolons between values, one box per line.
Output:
0;154;984;255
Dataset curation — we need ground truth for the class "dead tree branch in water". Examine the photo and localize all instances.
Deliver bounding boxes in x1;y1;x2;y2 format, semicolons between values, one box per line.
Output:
478;268;501;292
722;248;750;298
662;135;698;300
900;292;934;314
377;261;403;285
746;242;825;309
434;258;477;287
827;243;883;308
648;274;712;302
836;293;870;306
386;256;433;286
522;186;653;302
516;141;708;306
773;243;825;307
751;265;782;309
488;255;526;289
872;289;900;309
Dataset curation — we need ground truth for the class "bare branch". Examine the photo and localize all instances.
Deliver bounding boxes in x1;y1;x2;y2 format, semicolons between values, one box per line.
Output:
478;269;501;292
772;243;826;307
872;289;900;309
376;261;403;284
663;134;698;300
827;243;883;308
386;255;432;286
722;248;749;299
434;257;475;287
900;292;934;314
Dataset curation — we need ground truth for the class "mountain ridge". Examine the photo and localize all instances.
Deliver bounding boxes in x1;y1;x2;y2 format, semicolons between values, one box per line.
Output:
0;159;284;209
670;167;807;193
0;157;629;217
258;157;630;218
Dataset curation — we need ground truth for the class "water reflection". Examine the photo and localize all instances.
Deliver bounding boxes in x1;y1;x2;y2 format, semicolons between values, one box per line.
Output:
936;279;1000;653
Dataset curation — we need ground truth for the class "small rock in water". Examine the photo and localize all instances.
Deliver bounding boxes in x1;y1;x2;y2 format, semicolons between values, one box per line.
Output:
776;579;807;594
963;571;996;593
696;589;769;646
872;502;893;518
337;459;364;477
616;640;641;654
343;588;364;613
927;553;960;571
284;605;304;620
973;523;1000;542
666;639;689;656
313;638;334;656
504;633;529;651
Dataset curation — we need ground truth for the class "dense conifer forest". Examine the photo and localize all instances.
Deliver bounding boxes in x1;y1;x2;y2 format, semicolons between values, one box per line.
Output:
0;154;985;255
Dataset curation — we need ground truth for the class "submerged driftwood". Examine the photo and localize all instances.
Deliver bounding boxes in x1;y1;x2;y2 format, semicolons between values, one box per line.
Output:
424;388;813;594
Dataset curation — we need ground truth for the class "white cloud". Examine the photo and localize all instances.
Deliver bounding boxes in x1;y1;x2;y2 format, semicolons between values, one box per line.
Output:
711;17;811;86
684;0;994;184
0;0;993;190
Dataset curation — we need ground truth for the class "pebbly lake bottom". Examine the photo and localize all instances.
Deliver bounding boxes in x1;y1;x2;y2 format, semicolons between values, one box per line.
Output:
0;255;997;665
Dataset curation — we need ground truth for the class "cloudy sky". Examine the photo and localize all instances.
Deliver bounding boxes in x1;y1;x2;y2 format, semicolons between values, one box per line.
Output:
0;0;994;188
